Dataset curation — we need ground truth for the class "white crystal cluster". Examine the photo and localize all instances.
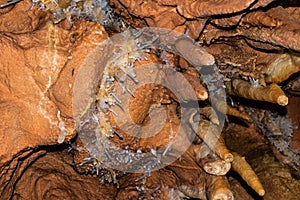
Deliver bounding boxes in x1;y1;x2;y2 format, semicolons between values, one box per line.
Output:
32;0;119;26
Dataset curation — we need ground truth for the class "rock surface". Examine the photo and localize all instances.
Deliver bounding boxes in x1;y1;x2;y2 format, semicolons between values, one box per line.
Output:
0;0;300;199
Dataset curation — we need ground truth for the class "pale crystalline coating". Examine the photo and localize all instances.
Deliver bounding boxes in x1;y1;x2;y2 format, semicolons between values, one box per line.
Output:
73;27;215;172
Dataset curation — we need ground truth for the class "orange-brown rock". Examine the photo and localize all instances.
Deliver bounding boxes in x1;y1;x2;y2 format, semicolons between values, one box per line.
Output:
177;0;255;18
10;150;117;199
1;0;300;199
203;6;300;52
0;0;108;197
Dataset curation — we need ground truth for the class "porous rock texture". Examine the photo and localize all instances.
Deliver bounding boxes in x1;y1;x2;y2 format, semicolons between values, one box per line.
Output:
1;0;300;199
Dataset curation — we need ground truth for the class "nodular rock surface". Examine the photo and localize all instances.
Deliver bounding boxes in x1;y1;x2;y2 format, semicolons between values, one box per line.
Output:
0;0;300;199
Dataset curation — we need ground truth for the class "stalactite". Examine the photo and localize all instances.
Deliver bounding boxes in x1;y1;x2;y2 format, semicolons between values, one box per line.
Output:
206;175;234;200
193;118;233;163
212;97;251;121
265;54;300;84
194;143;231;176
226;79;288;106
231;152;265;196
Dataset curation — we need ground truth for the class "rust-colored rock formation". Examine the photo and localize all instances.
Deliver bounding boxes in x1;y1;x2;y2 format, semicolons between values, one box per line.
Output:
1;0;300;199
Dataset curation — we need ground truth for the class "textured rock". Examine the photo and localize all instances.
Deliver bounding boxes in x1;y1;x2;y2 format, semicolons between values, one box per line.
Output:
0;0;108;197
203;6;300;52
1;0;300;199
12;150;117;200
177;0;255;18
